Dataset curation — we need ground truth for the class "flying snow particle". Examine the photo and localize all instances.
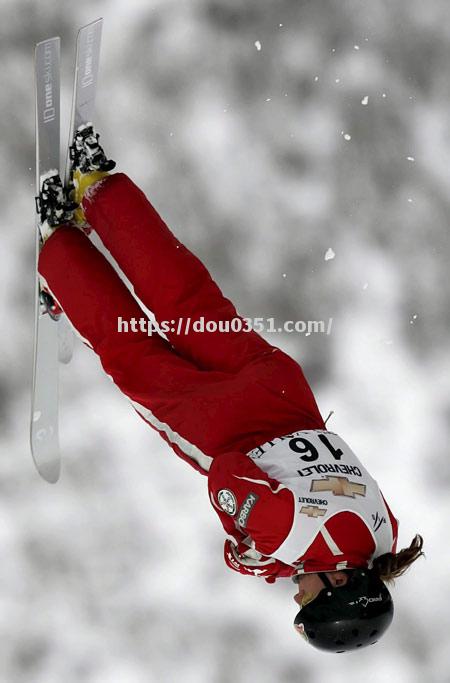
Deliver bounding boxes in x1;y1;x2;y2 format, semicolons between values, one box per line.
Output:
408;198;413;203
279;23;283;27
409;314;418;325
382;93;387;98
354;45;360;50
324;248;335;261
33;411;42;422
361;95;369;106
407;156;415;162
335;78;341;83
342;132;352;141
282;273;287;278
314;76;319;82
255;41;262;51
362;282;369;290
266;98;271;102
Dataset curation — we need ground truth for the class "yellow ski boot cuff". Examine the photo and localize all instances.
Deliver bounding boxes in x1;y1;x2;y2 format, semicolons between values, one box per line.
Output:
72;169;110;225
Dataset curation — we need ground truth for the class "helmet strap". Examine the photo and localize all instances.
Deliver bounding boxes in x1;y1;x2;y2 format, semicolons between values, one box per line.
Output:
318;572;334;590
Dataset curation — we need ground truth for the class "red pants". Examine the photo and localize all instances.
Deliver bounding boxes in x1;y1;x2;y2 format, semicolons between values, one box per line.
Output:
38;174;325;473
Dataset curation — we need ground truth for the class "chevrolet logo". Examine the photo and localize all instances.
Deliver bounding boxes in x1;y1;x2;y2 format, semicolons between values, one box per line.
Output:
311;476;366;498
300;505;327;518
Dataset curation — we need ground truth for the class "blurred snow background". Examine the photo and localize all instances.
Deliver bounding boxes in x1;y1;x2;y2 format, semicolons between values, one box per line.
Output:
1;0;449;681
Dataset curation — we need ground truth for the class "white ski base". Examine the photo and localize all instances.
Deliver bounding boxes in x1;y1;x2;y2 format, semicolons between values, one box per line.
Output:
31;290;61;484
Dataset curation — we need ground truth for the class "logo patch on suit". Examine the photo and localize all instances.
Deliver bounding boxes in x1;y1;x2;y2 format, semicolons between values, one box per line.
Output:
237;493;259;528
310;475;367;498
372;512;387;531
300;505;327;518
217;489;237;515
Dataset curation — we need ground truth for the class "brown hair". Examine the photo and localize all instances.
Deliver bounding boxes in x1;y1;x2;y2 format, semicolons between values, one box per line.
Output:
371;534;425;585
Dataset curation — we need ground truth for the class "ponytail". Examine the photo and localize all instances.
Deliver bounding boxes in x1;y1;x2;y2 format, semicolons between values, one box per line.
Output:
372;534;425;585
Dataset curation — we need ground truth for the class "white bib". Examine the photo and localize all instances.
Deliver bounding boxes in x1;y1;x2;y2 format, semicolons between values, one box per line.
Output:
247;430;395;566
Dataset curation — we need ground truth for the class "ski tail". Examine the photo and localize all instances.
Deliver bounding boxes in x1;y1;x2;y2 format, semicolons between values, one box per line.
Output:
65;18;104;188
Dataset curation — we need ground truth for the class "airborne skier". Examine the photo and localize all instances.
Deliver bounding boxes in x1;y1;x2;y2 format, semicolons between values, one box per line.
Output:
36;126;424;653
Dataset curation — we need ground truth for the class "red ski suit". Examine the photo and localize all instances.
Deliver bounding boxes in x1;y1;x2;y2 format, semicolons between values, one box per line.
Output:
38;173;398;582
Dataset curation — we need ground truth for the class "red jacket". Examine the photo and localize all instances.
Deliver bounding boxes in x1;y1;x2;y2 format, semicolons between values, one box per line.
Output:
38;173;399;583
208;451;398;582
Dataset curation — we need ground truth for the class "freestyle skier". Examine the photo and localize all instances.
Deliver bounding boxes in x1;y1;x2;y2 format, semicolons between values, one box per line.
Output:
37;126;424;653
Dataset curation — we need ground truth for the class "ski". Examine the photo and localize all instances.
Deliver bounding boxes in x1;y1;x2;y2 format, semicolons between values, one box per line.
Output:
30;20;105;483
31;37;62;483
65;18;104;188
58;17;105;364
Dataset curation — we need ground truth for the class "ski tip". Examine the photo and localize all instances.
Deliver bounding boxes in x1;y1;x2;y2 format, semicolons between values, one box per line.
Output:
41;465;60;484
32;456;61;484
30;427;61;484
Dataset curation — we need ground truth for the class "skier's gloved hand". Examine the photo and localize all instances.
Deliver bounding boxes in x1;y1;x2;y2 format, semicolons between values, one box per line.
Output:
207;451;295;557
223;539;293;583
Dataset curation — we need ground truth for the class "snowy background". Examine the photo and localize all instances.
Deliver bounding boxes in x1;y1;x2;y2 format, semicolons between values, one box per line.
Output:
2;0;449;681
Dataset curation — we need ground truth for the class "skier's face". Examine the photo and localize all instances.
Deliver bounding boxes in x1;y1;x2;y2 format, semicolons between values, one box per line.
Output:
293;573;325;608
293;571;348;608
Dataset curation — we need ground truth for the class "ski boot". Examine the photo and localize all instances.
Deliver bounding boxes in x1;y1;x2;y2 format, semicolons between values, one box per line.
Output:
35;173;77;320
69;123;116;228
35;172;78;239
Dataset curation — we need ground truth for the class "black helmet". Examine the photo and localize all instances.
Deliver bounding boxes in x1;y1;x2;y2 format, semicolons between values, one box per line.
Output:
293;568;394;653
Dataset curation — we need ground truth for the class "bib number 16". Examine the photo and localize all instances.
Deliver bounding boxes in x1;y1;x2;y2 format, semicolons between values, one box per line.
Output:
289;434;344;462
